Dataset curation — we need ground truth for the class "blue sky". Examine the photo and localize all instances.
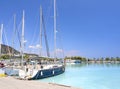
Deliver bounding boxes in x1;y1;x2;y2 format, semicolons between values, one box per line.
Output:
0;0;120;58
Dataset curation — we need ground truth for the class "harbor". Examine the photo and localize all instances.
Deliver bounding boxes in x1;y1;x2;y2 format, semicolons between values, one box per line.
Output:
1;62;120;89
0;0;120;89
0;0;65;80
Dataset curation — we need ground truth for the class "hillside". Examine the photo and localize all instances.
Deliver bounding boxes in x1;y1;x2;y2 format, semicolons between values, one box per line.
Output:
1;44;20;55
0;44;38;57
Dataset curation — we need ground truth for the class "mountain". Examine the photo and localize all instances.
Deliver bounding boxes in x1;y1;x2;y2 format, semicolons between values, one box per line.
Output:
0;44;38;57
1;44;20;55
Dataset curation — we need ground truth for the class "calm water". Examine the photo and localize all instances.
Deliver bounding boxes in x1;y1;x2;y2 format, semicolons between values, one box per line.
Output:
39;63;120;89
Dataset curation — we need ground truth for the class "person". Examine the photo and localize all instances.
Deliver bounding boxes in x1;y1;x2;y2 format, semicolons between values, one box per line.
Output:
41;65;43;69
0;62;4;68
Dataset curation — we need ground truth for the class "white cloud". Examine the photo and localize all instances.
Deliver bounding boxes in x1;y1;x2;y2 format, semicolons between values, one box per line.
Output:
56;48;63;53
36;44;42;48
29;45;35;48
24;40;27;43
29;44;42;49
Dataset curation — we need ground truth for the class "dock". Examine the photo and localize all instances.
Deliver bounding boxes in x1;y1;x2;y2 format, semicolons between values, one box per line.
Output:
0;76;81;89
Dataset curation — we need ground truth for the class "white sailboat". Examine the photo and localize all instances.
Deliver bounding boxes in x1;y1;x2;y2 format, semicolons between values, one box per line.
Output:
18;0;65;80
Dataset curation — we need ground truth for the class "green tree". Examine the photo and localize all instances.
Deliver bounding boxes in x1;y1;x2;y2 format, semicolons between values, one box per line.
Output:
99;57;104;61
116;57;120;61
24;54;29;59
105;57;110;61
1;54;10;59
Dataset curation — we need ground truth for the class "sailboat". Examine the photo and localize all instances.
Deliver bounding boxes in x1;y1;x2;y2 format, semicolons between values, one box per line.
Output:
19;0;65;80
0;24;6;77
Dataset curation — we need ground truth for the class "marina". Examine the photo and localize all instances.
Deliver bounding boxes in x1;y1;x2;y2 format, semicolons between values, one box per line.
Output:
18;0;65;80
1;62;120;89
0;0;65;80
0;0;120;89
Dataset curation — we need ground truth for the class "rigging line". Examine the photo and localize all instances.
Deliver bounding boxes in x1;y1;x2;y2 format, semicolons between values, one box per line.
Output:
59;33;65;58
45;0;53;44
39;6;43;57
55;2;65;59
17;19;22;34
57;34;65;59
55;26;65;58
43;0;53;51
40;0;53;56
15;19;22;50
12;14;17;43
4;15;13;31
3;15;14;46
35;10;42;48
45;0;53;25
55;0;62;34
56;4;61;34
0;24;3;57
3;28;11;55
42;13;50;57
2;32;5;45
16;18;22;45
29;11;39;47
12;14;17;55
16;21;22;50
36;30;40;46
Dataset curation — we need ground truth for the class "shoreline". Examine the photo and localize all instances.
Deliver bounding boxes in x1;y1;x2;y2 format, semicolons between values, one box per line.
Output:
0;76;81;89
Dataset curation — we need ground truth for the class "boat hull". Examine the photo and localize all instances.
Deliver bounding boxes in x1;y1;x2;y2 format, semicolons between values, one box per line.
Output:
4;67;19;76
0;68;5;77
29;65;65;80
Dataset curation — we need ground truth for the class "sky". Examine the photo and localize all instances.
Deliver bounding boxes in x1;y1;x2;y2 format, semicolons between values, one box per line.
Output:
0;0;120;58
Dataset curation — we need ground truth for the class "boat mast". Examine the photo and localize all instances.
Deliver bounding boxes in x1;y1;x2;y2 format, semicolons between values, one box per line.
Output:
54;0;57;62
40;6;42;57
42;16;50;57
21;10;25;68
12;14;16;57
0;24;3;57
40;6;50;57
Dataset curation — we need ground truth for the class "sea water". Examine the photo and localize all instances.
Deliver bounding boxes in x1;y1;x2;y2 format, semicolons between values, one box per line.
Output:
39;63;120;89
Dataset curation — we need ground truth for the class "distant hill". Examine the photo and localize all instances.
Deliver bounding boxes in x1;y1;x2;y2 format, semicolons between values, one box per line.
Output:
1;44;20;55
1;44;38;57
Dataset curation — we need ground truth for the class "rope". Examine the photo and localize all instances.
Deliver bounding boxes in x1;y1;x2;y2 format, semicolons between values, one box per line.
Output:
55;1;65;59
29;12;39;47
42;14;50;57
3;28;11;55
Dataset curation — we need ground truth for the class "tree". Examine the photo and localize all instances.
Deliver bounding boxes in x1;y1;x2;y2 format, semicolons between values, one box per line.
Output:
24;54;29;59
1;54;10;59
110;57;115;61
99;57;104;61
105;57;110;61
116;57;120;61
